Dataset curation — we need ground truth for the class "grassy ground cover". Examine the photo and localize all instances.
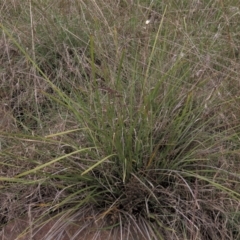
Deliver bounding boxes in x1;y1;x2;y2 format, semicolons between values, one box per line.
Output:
1;0;240;239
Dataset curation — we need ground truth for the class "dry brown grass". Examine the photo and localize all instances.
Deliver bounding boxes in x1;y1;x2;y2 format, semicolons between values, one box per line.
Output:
1;1;240;239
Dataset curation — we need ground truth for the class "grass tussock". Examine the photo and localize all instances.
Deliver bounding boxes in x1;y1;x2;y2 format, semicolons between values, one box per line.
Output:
1;1;240;239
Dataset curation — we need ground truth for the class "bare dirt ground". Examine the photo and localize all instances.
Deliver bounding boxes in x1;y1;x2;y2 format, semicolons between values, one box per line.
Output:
0;213;148;240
